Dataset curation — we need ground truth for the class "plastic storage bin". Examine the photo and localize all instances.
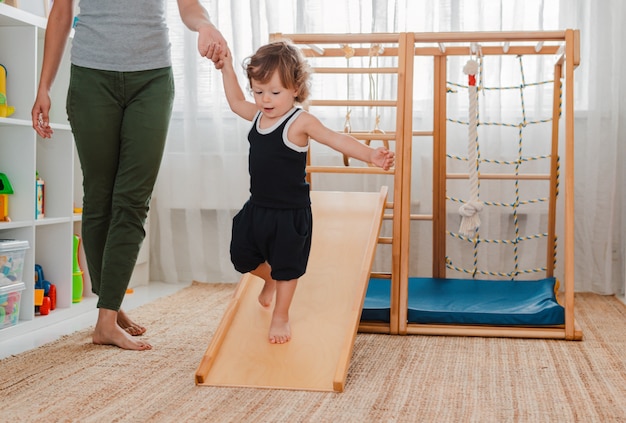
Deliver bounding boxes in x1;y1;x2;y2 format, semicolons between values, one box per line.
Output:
0;281;25;329
0;239;29;286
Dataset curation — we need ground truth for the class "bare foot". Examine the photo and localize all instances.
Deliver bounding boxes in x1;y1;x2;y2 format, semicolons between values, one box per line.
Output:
117;309;146;336
258;279;276;307
268;314;291;344
93;308;151;350
93;322;152;350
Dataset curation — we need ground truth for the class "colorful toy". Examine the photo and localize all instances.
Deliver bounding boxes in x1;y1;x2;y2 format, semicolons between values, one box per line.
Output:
72;234;84;303
0;64;15;118
0;172;13;222
34;264;56;315
0;287;21;328
0;240;28;287
36;171;45;219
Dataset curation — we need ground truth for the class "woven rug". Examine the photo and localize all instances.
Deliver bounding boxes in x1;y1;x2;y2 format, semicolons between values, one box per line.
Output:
1;281;625;422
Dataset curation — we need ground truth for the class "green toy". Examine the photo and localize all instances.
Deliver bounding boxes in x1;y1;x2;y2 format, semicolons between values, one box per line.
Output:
0;172;14;221
72;234;84;303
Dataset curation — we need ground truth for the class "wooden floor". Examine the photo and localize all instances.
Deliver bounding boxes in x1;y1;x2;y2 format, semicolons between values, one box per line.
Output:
195;189;388;392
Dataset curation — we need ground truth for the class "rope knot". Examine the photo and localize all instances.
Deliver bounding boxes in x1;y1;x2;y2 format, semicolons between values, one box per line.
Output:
458;201;483;237
463;59;479;76
459;200;483;217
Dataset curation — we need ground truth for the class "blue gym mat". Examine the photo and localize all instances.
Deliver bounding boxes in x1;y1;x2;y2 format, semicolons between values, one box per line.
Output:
361;277;565;326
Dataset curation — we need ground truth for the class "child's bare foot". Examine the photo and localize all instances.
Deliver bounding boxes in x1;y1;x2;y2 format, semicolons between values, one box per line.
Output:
258;279;276;307
116;309;146;336
93;322;152;350
268;314;291;344
268;278;297;344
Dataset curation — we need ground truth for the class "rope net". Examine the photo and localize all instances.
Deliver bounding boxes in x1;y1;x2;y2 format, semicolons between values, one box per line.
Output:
445;54;562;280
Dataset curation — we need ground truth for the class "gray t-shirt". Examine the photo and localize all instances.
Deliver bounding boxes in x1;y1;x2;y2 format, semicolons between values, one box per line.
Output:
71;0;172;71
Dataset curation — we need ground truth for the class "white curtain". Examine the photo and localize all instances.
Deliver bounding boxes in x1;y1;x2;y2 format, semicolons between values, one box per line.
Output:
559;0;626;295
150;0;625;296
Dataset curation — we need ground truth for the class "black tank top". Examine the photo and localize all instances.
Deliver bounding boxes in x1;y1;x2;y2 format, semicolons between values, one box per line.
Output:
248;107;310;208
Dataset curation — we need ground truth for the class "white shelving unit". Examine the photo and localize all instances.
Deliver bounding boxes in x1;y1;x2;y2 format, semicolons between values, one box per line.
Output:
0;3;96;340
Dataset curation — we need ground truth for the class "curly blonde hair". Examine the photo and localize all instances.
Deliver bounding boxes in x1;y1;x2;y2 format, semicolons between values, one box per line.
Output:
243;40;311;104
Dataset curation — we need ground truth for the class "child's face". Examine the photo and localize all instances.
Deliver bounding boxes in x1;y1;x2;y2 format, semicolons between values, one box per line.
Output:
250;71;297;120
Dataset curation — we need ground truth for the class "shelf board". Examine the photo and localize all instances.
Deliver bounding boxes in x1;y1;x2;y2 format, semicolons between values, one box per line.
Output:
0;117;71;130
34;217;72;226
50;122;72;131
0;116;32;127
0;3;47;28
0;219;33;230
0;295;98;341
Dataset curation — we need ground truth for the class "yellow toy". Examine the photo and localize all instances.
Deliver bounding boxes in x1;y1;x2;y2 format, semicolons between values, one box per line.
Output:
0;64;15;118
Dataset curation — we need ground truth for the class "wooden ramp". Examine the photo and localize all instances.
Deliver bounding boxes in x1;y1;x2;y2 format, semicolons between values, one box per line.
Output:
195;188;388;392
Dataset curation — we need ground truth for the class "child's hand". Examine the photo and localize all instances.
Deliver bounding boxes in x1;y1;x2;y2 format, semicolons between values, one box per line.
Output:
372;147;395;171
205;42;225;69
209;44;233;71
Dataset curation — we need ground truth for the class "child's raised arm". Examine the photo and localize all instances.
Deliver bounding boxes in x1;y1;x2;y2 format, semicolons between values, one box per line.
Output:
297;112;395;170
212;45;258;121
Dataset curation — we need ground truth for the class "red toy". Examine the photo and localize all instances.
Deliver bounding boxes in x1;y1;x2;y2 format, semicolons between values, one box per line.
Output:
34;264;56;315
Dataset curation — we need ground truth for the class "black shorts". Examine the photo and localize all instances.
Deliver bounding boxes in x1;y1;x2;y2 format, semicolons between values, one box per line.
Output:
230;201;313;281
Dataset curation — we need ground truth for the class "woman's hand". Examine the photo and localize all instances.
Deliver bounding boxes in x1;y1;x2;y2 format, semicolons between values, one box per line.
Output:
197;24;227;69
31;92;53;139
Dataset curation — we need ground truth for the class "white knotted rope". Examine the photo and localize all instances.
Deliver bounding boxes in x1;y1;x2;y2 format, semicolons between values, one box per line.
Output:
459;59;483;237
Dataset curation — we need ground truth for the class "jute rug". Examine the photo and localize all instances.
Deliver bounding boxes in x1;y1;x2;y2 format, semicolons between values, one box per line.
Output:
1;281;625;422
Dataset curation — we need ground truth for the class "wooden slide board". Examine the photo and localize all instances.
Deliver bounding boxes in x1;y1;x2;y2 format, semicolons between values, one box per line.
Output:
195;188;388;392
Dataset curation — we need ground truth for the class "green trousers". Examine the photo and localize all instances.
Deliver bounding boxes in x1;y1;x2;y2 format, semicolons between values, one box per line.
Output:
67;65;174;311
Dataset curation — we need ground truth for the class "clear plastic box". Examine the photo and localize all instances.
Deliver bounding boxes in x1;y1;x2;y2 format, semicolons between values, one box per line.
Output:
0;239;29;286
0;281;25;329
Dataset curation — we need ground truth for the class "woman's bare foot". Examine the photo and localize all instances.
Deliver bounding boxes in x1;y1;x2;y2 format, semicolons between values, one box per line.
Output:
117;309;146;336
258;279;276;307
93;309;151;350
268;314;291;344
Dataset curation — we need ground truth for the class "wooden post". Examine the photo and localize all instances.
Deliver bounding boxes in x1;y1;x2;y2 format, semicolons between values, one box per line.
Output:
563;29;577;340
396;32;414;335
432;54;448;278
546;62;562;278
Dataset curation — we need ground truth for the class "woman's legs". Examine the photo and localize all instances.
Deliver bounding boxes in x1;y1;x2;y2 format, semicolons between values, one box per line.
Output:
68;65;174;349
